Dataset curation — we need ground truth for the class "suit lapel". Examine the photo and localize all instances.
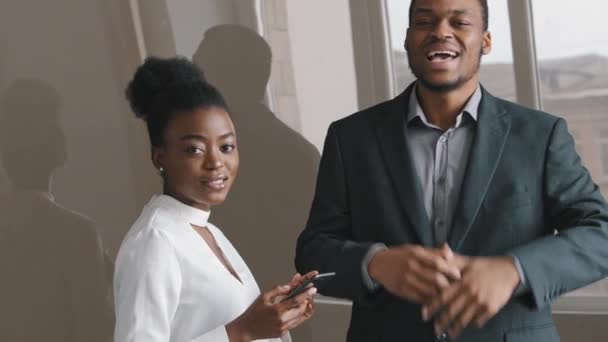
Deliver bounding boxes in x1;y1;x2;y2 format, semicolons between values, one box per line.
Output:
375;86;433;247
448;90;510;250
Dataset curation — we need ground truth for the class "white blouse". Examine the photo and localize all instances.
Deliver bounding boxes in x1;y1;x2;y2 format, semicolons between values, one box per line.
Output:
114;195;281;342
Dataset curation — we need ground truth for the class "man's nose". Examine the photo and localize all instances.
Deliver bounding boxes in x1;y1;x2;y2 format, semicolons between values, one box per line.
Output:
431;20;454;40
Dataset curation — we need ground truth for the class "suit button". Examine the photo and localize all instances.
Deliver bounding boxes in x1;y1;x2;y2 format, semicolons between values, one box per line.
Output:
435;332;449;341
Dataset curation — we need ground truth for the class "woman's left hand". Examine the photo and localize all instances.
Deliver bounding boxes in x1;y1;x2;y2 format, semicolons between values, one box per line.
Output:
289;271;317;318
287;271;318;290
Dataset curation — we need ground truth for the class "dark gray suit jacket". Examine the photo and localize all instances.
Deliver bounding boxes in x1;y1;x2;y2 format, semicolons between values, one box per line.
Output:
295;84;608;341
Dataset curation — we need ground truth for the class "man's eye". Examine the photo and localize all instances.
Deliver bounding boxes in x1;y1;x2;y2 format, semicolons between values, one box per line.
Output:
454;20;471;26
415;20;433;26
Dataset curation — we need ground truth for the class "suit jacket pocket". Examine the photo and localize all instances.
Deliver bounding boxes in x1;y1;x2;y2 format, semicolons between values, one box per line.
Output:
505;324;560;342
485;188;532;213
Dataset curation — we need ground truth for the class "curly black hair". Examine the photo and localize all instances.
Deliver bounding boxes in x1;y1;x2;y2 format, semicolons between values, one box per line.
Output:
408;0;489;32
125;56;228;147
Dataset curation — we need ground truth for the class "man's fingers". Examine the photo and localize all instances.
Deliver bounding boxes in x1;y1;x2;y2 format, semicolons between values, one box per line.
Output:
401;265;440;300
422;282;459;320
413;248;461;281
440;243;454;261
473;309;494;328
398;280;429;304
415;267;451;291
446;298;479;338
434;289;471;336
453;254;471;270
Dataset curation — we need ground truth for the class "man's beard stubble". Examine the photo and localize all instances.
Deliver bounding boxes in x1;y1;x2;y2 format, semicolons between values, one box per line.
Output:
407;48;483;93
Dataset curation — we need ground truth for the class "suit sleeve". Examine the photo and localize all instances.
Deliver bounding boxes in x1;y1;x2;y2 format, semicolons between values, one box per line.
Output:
510;118;608;309
295;122;378;303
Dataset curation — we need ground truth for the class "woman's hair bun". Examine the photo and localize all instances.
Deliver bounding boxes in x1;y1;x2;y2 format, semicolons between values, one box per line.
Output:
125;56;207;120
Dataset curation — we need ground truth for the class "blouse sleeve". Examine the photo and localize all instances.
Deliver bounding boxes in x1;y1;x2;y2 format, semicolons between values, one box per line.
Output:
114;228;234;342
190;326;230;341
114;229;182;342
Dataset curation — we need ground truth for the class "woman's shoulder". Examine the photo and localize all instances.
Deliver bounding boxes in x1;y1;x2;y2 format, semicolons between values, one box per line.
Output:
125;196;183;238
117;205;181;265
117;224;177;262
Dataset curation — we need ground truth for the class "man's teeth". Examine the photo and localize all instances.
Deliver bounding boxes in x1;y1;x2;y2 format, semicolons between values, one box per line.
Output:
427;51;458;59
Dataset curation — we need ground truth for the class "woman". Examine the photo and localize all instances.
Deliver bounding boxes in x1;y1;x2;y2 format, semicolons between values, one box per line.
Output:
114;57;317;342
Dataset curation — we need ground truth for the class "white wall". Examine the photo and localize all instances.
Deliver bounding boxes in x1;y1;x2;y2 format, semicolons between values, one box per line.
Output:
166;0;237;57
286;0;358;151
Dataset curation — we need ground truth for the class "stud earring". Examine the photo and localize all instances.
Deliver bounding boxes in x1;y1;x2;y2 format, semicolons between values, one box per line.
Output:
159;167;164;175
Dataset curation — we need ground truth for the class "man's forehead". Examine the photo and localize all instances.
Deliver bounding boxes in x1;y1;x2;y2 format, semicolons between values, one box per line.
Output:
412;0;481;15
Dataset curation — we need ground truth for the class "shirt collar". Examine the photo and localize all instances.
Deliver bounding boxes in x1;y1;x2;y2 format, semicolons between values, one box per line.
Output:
152;194;210;227
407;83;482;128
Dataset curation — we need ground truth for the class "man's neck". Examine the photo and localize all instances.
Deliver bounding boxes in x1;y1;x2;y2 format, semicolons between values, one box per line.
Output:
415;79;479;131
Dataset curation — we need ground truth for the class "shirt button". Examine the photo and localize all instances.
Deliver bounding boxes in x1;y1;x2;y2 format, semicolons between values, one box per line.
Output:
439;136;447;142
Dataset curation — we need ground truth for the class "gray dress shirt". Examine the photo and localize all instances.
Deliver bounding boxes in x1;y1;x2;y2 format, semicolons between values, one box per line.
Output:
362;84;526;294
407;86;479;245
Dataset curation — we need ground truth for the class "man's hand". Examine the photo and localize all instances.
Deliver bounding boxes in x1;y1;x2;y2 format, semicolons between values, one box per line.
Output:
368;244;461;304
422;256;521;339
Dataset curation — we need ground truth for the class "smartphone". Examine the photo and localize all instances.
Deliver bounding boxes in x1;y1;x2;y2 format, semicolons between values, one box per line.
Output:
282;272;336;302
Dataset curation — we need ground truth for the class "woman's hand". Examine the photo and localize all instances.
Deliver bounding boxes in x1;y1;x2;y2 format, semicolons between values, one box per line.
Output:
226;271;318;342
281;271;317;326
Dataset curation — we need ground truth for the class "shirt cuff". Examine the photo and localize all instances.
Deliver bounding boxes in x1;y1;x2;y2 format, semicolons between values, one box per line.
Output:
510;255;529;296
361;243;388;292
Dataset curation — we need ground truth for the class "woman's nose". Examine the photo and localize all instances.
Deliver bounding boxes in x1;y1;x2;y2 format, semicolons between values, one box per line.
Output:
204;150;223;169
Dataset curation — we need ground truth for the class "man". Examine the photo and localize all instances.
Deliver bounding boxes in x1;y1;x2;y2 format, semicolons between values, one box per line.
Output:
295;0;608;341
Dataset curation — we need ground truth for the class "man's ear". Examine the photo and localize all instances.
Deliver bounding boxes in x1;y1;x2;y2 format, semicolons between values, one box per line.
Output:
404;28;410;52
482;31;492;55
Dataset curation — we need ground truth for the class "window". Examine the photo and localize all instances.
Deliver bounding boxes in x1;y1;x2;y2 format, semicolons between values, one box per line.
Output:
532;0;608;301
598;129;608;179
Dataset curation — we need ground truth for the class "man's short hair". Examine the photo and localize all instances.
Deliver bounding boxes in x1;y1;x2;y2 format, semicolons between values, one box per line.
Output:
408;0;489;31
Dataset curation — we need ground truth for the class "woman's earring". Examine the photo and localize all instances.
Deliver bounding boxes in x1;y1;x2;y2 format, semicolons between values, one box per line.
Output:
159;167;164;175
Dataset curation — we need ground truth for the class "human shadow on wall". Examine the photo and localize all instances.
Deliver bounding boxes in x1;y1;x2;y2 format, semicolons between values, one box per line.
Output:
0;79;114;342
193;25;320;341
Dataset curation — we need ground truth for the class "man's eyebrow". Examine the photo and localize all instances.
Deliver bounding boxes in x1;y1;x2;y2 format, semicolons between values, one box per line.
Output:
413;8;471;15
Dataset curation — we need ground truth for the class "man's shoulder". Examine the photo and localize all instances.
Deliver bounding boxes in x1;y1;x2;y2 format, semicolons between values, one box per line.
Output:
488;94;562;127
332;98;397;132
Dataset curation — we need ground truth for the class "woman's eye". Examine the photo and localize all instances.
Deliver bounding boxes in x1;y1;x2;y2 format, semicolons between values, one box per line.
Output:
221;145;235;153
185;146;204;154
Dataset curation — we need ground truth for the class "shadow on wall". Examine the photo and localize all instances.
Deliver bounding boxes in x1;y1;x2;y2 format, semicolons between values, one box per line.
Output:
193;25;320;341
0;60;7;210
0;79;114;342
